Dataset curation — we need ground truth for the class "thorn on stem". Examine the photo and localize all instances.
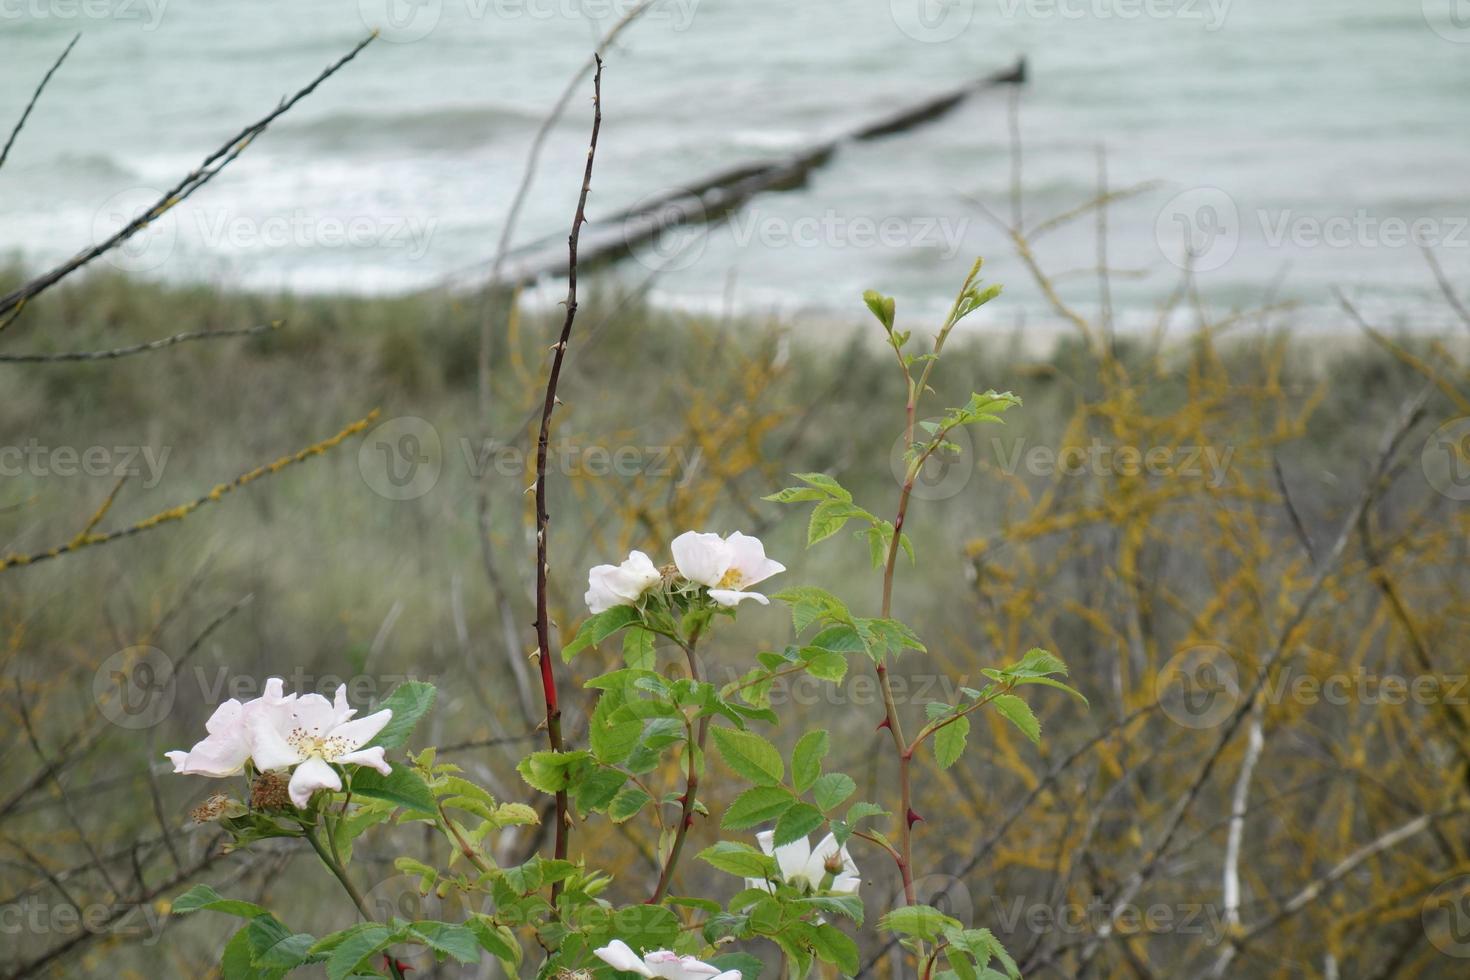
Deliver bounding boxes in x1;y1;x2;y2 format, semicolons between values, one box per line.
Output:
907;808;924;829
876;717;892;732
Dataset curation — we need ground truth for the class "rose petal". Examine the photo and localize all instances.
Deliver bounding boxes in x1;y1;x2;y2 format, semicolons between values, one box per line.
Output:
287;756;342;807
671;531;729;588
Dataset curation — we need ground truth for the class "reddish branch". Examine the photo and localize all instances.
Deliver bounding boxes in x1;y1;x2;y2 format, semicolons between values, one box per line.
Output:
531;56;603;876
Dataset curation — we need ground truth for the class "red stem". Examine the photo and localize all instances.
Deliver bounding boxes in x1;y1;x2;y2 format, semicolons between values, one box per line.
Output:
531;56;603;885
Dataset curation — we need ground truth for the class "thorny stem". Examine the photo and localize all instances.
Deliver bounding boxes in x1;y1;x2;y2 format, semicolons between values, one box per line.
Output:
531;56;602;894
875;259;988;923
305;826;406;980
650;624;706;903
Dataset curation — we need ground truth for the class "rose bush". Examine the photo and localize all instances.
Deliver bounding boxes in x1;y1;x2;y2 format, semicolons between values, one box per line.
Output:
165;264;1082;979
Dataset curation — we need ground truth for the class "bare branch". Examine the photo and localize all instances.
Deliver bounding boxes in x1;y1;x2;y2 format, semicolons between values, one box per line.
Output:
0;321;281;363
0;34;374;322
0;33;79;172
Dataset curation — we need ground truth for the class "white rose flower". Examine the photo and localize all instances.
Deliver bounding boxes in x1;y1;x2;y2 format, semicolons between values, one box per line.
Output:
164;677;296;777
745;830;861;895
670;531;785;607
249;686;393;807
593;939;741;980
585;549;662;614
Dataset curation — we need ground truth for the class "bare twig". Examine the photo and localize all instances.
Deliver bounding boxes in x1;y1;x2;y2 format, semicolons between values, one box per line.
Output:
0;34;374;322
1208;808;1461;976
477;2;652;413
1070;380;1432;972
0;409;379;573
0;321;281;363
0;33;79;172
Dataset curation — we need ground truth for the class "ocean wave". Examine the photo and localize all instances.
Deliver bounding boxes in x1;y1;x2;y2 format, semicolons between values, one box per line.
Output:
271;103;541;153
21;152;138;183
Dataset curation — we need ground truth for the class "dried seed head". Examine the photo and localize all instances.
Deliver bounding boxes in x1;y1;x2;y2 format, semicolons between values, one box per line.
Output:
190;794;232;824
250;771;293;811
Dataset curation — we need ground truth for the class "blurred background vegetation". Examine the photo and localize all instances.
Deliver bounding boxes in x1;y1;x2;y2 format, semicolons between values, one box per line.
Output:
3;254;1468;976
4;8;1470;975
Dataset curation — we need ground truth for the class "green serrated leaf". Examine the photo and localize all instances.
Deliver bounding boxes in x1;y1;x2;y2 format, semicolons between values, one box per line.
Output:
170;885;267;919
562;606;641;662
324;925;392;980
408;921;480;964
350;765;436;816
792;472;852;502
808;499;858;547
367;681;437;751
1012;675;1088;704
863;290;896;331
590;713;644;765
515;750;591;794
711;727;784;786
800;648;848;683
812;772;857;812
607;786;651;823
934;715;970;769
763;486;828;504
992;694;1042;744
791;730;829;792
699;841;778;878
622;627;656;670
723;785;797;830
772;802;824;847
811;923;860;974
879;904;962;942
